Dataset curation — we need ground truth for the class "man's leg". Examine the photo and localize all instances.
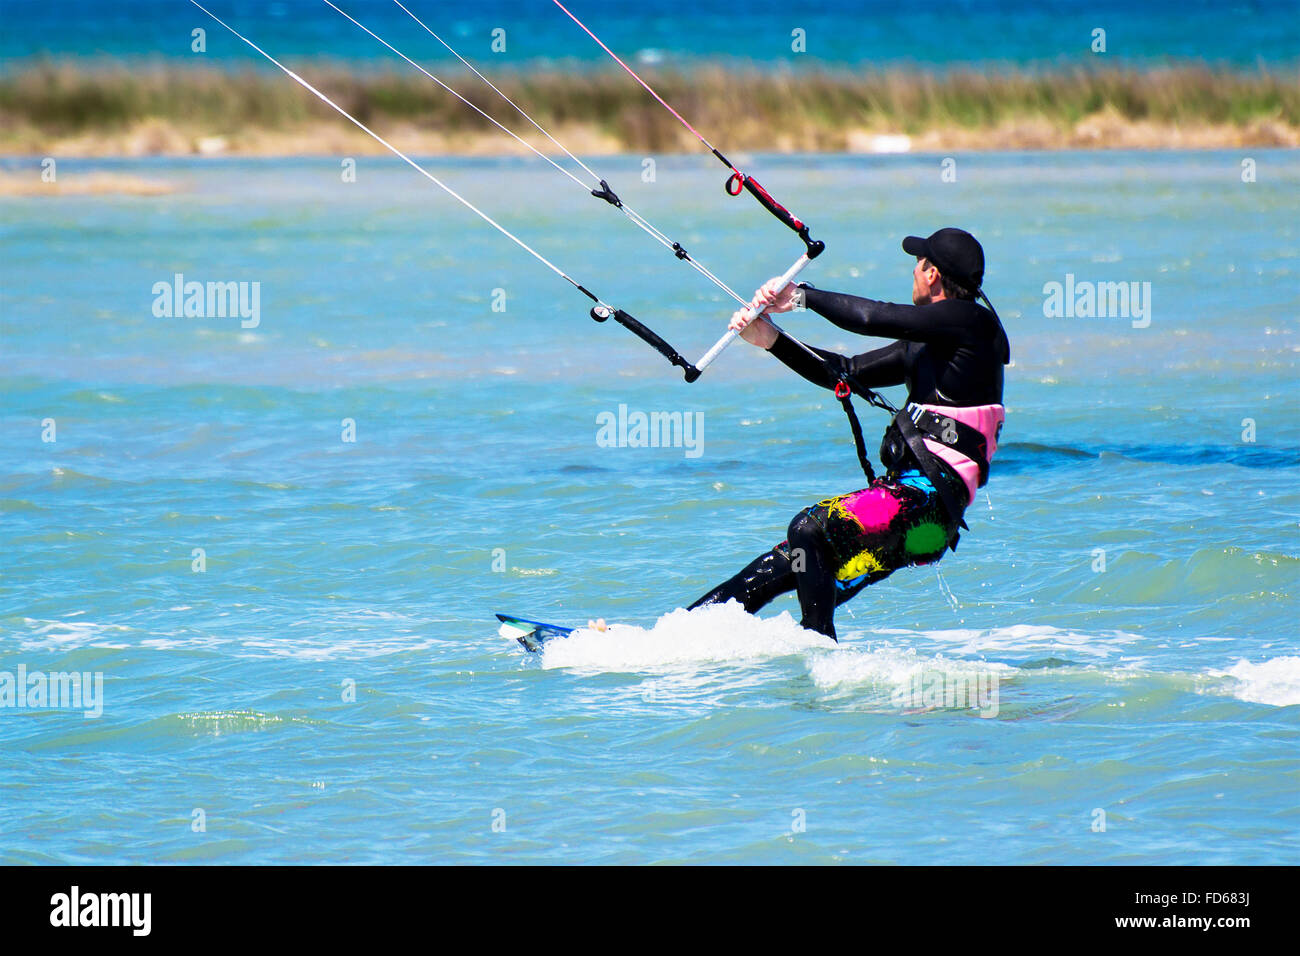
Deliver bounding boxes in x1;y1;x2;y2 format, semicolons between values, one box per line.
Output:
687;514;847;642
688;545;796;615
786;510;845;641
688;473;950;641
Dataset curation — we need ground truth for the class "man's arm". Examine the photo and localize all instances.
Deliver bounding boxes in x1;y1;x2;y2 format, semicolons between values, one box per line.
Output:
768;330;907;393
803;288;969;344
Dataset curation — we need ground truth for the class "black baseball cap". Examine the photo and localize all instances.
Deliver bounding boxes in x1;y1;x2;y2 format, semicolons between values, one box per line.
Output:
902;228;984;292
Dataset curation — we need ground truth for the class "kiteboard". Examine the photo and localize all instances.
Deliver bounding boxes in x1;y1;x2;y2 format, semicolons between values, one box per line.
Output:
495;613;576;653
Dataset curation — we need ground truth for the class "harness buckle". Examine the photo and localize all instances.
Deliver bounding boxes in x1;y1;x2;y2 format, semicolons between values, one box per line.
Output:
834;381;851;400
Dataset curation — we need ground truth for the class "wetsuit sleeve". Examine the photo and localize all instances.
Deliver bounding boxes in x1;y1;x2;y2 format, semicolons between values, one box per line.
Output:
803;287;966;344
768;330;907;391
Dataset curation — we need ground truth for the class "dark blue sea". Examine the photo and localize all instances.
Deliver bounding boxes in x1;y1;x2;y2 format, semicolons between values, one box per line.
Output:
3;0;1298;69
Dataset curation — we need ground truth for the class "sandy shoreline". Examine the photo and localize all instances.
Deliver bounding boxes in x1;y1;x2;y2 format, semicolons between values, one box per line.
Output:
4;111;1296;167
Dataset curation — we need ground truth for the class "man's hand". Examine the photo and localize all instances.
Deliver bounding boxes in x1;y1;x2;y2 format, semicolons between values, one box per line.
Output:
729;308;779;348
727;276;797;349
752;276;799;314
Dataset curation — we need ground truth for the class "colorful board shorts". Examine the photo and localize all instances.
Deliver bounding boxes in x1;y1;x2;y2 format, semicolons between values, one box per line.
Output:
798;469;962;590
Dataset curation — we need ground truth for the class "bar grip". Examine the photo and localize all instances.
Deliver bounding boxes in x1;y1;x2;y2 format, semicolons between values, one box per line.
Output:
690;252;814;377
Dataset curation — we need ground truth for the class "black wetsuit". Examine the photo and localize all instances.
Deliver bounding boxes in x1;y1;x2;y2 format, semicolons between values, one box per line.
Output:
688;288;1010;641
770;290;1008;410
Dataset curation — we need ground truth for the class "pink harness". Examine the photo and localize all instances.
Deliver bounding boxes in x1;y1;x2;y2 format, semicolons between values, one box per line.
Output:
914;402;1005;505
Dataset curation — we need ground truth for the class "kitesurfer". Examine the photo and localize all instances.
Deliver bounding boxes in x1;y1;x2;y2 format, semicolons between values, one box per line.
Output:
686;228;1010;641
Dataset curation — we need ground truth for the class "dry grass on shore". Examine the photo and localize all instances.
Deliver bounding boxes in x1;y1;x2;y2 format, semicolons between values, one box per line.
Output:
2;61;1297;156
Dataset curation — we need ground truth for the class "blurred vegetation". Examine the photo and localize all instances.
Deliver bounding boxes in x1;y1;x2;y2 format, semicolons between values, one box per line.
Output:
2;59;1296;150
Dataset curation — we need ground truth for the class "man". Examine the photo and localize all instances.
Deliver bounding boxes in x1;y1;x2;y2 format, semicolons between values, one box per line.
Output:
686;228;1010;641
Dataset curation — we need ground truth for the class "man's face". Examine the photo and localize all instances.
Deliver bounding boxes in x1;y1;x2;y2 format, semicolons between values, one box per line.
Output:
912;257;940;305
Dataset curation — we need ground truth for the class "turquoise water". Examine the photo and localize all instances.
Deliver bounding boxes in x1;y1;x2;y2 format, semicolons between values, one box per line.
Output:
1;150;1298;863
